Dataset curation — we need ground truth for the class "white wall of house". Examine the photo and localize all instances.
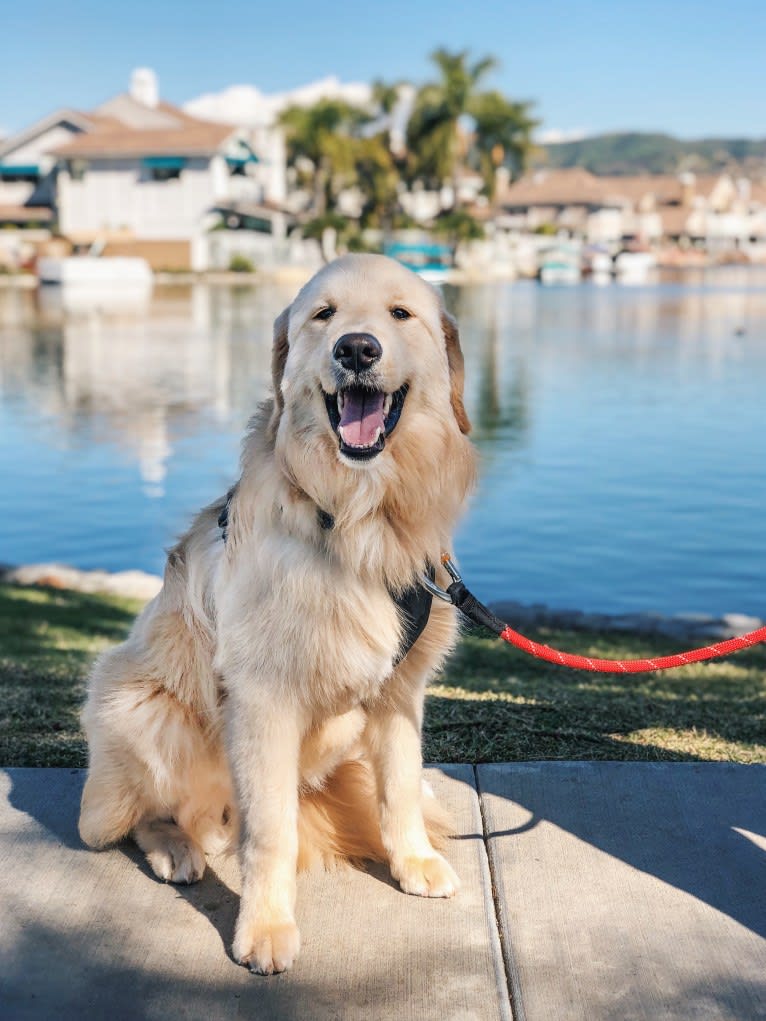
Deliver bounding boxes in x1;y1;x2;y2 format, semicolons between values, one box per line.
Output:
5;124;78;169
58;151;269;242
249;125;287;204
60;157;234;239
200;228;320;272
0;122;81;208
0;178;37;207
585;207;624;244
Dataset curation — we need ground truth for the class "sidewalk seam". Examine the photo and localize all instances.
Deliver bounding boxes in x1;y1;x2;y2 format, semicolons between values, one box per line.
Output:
474;764;526;1021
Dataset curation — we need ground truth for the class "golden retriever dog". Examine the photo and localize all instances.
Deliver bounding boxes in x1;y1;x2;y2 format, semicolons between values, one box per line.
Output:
78;253;476;974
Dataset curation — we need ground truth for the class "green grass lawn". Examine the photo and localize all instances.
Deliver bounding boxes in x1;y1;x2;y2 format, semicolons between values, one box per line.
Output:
1;581;764;766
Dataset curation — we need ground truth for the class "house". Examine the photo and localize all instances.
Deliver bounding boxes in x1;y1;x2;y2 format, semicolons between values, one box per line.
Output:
497;168;766;257
52;70;291;270
0;69;294;271
0;109;91;267
497;168;670;245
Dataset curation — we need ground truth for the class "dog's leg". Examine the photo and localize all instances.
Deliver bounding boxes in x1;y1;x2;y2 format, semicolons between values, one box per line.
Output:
79;768;141;849
365;700;460;898
133;818;206;884
227;693;304;975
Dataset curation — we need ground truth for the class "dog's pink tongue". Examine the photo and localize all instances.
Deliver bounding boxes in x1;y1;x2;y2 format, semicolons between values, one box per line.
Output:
339;391;385;446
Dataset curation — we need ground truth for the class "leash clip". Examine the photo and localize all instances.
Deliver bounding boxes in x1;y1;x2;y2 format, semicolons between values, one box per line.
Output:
420;552;462;603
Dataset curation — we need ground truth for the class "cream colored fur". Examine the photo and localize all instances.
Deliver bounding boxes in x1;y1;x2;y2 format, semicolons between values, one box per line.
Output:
78;254;477;974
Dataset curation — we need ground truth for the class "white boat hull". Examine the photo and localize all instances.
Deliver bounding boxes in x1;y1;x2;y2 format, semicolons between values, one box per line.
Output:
38;256;153;287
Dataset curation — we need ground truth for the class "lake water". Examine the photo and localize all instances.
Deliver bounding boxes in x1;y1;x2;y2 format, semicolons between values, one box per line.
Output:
1;268;765;618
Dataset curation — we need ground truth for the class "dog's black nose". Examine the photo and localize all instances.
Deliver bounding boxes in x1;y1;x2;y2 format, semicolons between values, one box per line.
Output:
333;333;382;374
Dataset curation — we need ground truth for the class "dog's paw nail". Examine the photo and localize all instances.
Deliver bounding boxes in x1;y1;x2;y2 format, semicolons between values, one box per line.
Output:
394;854;460;898
234;921;300;975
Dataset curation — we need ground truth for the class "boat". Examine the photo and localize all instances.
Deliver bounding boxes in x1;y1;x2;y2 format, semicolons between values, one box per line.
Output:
37;255;153;287
582;246;613;284
613;250;656;284
383;241;453;283
538;244;581;285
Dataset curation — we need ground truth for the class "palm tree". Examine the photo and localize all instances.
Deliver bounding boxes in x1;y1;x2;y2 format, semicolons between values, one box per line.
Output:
370;79;402;117
353;134;400;229
468;90;538;200
279;99;368;215
405;48;497;194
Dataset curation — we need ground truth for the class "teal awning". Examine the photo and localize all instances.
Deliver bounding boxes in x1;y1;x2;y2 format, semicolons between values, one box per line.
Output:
0;164;40;176
226;154;259;169
234;139;260;163
143;156;187;169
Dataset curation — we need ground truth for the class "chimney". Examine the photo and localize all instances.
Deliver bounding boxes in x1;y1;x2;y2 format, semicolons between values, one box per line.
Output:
130;68;159;108
679;171;696;208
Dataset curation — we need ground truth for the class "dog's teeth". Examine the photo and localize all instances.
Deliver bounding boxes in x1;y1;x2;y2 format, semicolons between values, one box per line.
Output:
383;394;392;416
337;393;344;414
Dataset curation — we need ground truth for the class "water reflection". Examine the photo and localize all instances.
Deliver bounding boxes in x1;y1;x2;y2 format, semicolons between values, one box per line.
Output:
1;268;766;615
0;284;290;497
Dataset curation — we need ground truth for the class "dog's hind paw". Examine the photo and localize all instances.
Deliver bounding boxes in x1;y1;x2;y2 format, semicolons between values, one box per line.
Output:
146;842;205;884
133;819;206;884
392;853;460;898
233;919;301;975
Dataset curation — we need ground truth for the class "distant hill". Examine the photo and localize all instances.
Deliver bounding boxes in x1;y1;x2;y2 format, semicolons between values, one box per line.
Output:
541;132;766;176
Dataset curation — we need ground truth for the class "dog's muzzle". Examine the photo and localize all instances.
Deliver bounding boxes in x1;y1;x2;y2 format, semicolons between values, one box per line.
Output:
323;333;408;461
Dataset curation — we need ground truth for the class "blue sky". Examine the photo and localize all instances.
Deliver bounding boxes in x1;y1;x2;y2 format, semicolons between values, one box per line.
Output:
2;0;765;140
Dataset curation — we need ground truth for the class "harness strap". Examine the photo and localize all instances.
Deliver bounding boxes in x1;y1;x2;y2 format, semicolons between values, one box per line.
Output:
392;565;435;666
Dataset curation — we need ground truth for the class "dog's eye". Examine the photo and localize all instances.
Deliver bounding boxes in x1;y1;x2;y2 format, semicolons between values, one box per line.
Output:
391;307;411;321
314;306;336;321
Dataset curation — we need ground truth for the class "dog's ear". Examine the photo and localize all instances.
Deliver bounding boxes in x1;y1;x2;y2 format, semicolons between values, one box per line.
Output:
268;305;290;438
441;310;471;434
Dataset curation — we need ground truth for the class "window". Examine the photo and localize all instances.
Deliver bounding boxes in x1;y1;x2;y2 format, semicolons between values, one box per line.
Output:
0;164;39;183
150;166;182;182
143;156;186;181
67;160;88;181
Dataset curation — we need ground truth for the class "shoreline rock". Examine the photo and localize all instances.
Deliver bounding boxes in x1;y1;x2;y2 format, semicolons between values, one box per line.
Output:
488;599;764;643
2;563;762;643
0;563;162;601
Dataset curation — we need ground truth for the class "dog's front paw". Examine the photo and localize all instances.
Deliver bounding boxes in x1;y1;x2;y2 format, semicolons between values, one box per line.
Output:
233;917;301;975
392;853;460;898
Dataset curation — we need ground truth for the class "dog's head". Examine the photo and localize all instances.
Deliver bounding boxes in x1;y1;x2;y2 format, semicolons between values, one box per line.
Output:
269;254;470;470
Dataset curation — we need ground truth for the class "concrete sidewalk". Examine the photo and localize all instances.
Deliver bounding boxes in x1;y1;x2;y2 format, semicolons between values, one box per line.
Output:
1;764;764;1021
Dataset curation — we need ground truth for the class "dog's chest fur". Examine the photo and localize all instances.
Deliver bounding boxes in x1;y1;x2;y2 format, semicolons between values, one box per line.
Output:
215;530;405;715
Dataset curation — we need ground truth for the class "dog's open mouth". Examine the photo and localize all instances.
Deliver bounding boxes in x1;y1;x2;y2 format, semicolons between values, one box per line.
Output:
323;384;408;460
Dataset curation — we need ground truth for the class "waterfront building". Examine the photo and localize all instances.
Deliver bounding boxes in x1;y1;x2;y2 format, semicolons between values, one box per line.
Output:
1;70;294;271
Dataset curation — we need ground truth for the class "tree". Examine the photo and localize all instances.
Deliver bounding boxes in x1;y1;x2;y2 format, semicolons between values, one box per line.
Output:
353;134;400;229
468;90;538;200
433;207;485;259
279;99;369;215
405;48;497;192
406;48;536;206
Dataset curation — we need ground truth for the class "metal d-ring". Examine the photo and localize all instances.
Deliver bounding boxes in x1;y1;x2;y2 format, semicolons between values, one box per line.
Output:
420;553;463;603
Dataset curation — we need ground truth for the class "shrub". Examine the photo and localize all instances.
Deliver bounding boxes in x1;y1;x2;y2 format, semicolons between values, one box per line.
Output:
228;253;255;273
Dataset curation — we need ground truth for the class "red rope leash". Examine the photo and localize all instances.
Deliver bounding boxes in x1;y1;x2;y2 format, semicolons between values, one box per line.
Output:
497;622;766;673
430;555;766;674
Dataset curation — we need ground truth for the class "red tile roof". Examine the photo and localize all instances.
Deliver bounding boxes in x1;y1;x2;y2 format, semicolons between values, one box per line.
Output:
52;96;234;158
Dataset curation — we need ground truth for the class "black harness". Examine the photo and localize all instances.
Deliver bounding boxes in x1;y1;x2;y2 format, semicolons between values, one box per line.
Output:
217;489;433;665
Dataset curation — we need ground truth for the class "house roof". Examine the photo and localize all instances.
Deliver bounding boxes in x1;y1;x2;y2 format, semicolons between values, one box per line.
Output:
52;95;235;159
0;108;96;160
502;168;688;209
501;169;613;208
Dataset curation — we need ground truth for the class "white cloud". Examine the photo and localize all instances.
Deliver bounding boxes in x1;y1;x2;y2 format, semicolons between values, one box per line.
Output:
536;128;589;145
184;76;373;127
